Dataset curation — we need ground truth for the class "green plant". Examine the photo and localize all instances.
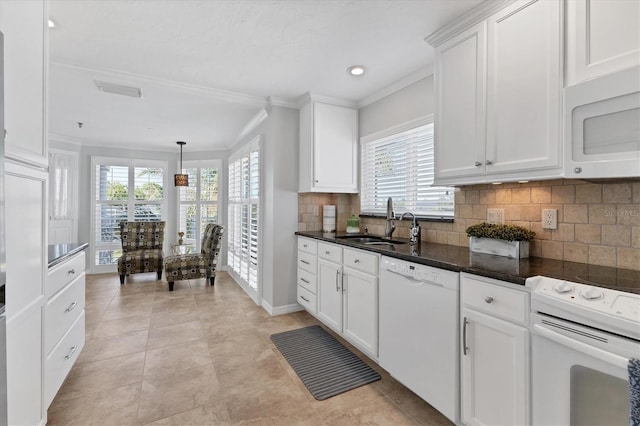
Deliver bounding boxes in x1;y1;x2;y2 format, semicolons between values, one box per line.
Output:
466;222;535;242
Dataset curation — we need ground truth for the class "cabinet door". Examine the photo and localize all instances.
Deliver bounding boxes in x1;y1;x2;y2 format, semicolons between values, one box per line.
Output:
0;0;48;167
317;259;342;333
567;0;640;85
461;308;529;426
485;0;561;175
342;266;377;357
434;21;487;182
312;102;358;193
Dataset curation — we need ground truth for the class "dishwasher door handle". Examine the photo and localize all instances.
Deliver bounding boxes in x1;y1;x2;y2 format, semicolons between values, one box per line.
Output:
385;268;444;287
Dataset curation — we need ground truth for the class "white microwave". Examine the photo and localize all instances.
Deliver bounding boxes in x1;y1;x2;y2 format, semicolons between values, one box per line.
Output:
564;66;640;178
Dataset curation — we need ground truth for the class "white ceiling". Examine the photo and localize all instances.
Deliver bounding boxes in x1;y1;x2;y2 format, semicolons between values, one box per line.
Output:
48;0;483;151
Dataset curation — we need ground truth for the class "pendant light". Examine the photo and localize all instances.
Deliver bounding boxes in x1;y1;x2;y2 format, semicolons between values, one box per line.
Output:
174;141;189;186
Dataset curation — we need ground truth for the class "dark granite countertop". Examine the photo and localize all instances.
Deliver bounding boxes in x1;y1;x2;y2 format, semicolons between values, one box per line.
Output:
296;231;640;294
48;243;89;268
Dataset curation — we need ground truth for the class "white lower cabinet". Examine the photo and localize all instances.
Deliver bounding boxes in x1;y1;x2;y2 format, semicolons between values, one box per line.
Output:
460;273;530;426
45;251;86;407
298;238;379;358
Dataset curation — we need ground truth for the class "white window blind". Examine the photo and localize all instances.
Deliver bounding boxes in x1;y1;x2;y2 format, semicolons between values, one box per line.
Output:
178;161;220;251
227;140;260;292
91;157;167;270
361;122;454;217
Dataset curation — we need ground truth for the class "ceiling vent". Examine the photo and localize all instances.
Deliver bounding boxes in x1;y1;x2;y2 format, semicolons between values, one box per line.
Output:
94;80;143;98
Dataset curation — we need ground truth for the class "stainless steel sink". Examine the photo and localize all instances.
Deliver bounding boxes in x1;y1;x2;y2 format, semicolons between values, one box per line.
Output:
336;235;406;245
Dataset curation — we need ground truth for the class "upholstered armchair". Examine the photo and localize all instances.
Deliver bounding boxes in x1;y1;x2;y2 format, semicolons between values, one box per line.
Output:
117;221;165;284
164;223;224;291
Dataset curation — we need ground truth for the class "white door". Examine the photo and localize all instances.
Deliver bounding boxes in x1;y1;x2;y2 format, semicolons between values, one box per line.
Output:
317;259;342;333
434;21;487;181
342;266;377;357
485;0;561;175
566;0;640;85
461;308;529;426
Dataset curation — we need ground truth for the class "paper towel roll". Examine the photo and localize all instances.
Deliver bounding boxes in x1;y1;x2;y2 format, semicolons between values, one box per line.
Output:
323;205;336;232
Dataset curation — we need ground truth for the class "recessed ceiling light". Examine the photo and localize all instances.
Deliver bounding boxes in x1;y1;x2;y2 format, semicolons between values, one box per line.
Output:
48;19;55;28
347;66;366;76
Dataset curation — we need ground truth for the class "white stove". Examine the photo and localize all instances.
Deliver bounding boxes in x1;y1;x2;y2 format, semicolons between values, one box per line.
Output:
526;275;640;340
526;275;640;426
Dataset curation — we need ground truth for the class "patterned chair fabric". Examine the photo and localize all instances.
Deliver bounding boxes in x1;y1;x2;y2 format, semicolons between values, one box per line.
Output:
164;223;224;291
117;221;165;284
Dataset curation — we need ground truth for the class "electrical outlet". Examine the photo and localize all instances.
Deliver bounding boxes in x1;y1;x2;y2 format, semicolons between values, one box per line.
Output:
542;209;558;229
487;208;505;225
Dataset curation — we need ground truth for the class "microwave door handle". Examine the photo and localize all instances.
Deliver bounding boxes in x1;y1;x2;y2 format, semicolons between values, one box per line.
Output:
532;324;628;369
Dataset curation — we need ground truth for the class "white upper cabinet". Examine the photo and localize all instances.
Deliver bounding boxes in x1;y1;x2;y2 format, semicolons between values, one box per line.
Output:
429;0;563;185
0;0;48;167
299;94;358;193
566;0;640;86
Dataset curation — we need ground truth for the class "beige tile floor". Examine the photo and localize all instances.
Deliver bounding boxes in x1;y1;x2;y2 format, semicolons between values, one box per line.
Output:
47;272;453;426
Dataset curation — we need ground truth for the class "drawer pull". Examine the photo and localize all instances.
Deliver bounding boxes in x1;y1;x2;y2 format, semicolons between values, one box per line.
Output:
300;278;310;284
68;269;76;275
300;295;310;303
300;260;310;265
485;296;494;304
353;259;360;264
303;244;308;248
325;251;330;255
64;346;78;361
65;302;78;313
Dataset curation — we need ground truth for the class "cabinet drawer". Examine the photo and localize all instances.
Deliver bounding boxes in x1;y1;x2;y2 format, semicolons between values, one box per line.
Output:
298;251;317;274
45;311;85;408
45;274;85;355
297;268;317;294
461;274;528;325
343;248;378;275
318;242;342;263
297;285;317;314
298;238;318;255
47;251;85;298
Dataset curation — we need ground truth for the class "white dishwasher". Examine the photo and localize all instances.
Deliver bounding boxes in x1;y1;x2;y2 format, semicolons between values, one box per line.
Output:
379;256;459;423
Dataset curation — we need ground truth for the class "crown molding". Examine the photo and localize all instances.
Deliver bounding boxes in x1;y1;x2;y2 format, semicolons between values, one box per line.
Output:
356;66;433;109
51;61;267;107
48;133;83;146
267;95;298;109
235;107;270;143
297;92;358;108
425;0;515;47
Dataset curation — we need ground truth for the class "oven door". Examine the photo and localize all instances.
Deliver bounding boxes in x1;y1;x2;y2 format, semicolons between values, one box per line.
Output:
531;313;638;426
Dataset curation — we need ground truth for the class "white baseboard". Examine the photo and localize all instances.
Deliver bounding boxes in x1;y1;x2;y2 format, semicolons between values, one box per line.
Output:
261;300;304;316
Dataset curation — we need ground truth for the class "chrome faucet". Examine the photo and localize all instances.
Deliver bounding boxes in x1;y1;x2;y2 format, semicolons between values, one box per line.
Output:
400;211;421;244
384;197;396;239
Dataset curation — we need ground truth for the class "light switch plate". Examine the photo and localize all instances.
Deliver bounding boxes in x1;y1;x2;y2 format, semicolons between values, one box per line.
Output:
487;208;505;224
542;209;558;229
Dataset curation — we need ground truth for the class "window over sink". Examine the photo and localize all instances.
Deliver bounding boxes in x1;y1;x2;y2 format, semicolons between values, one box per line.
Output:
360;117;454;218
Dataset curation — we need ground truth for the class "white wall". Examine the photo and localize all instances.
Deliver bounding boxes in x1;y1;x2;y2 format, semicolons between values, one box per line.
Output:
359;75;434;138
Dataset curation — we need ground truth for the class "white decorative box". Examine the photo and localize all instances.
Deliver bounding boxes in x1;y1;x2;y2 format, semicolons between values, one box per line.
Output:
469;237;529;259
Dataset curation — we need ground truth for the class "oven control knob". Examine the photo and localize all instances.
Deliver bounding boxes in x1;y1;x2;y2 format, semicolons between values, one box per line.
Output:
553;281;574;294
580;287;604;300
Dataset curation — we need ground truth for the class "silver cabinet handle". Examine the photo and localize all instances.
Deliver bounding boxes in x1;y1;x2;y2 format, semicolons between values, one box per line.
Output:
335;270;340;292
300;278;309;284
68;269;76;275
300;260;310;265
65;301;78;313
300;295;310;303
463;317;469;356
325;251;330;255
385;269;444;287
485;296;494;304
353;259;360;264
474;161;482;167
341;273;346;293
574;167;582;174
303;244;308;248
485;160;493;165
65;346;78;360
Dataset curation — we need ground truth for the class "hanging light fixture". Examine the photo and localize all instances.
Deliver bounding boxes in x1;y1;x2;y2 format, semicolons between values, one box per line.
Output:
174;141;189;187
